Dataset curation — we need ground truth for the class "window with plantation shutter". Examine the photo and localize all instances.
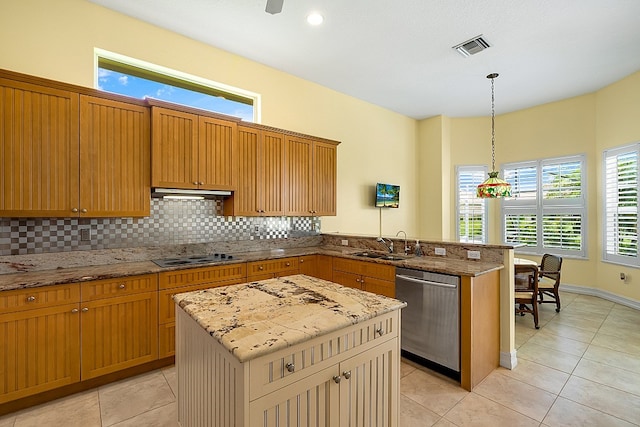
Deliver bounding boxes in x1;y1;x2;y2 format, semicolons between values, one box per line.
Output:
603;144;639;266
456;166;488;243
502;155;586;257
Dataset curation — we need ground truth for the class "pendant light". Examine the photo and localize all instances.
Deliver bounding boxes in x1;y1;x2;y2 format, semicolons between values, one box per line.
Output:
476;73;512;198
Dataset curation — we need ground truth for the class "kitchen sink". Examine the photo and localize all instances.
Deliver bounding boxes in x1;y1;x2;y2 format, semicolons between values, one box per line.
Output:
353;251;412;261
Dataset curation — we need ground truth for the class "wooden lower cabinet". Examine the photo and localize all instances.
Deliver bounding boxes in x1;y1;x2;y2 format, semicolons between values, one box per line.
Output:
176;306;400;427
0;303;80;404
79;274;158;380
247;257;299;281
157;263;247;358
332;258;396;298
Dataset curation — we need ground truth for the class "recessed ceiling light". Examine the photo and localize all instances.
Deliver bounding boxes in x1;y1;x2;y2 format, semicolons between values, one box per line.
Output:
306;12;323;26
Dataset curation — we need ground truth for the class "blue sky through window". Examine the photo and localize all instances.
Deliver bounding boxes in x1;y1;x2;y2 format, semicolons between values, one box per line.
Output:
97;68;254;122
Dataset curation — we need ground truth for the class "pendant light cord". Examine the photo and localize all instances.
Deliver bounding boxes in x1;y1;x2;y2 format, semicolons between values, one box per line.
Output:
490;75;496;172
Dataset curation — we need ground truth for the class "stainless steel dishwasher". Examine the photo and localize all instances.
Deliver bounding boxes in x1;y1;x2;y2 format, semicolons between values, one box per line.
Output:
395;267;460;375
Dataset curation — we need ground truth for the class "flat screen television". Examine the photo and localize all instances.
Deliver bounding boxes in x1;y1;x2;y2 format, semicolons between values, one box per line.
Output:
375;183;400;208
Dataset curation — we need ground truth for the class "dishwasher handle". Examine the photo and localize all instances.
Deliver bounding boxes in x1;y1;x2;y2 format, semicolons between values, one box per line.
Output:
395;274;458;289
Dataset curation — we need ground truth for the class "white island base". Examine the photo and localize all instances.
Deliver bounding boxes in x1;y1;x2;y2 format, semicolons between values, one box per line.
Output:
174;275;403;427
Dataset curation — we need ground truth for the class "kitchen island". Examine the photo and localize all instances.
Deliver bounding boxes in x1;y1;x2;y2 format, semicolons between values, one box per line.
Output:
174;274;406;427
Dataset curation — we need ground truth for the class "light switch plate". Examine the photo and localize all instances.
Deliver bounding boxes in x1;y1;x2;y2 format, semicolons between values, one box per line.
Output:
341;239;349;246
434;247;446;256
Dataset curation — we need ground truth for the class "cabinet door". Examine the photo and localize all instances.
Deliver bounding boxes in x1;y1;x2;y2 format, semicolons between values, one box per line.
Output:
0;78;79;217
316;255;334;281
299;255;318;277
0;304;80;403
361;277;395;298
332;270;363;290
198;116;237;190
339;338;399;427
285;135;313;216
151;107;198;189
249;365;340;427
232;125;260;215
260;130;285;215
81;291;158;380
312;141;337;216
79;96;150;217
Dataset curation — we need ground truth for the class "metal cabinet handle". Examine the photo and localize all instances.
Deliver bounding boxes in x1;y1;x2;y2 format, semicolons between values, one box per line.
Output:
258;266;264;271
81;208;88;213
26;296;36;302
71;208;79;213
193;181;199;185
333;375;341;384
82;307;89;312
343;371;351;380
285;362;295;373
300;259;304;263
285;262;290;267
355;278;361;283
118;283;126;289
71;308;79;313
375;328;384;336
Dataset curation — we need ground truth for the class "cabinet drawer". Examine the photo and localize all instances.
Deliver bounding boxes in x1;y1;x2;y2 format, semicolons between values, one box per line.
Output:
332;257;395;281
158;263;247;290
0;284;80;314
362;277;395;298
247;257;298;277
331;270;362;290
81;274;157;301
248;310;399;400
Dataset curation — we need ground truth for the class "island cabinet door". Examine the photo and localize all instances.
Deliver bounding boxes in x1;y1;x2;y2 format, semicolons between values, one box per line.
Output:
338;338;399;427
249;364;340;427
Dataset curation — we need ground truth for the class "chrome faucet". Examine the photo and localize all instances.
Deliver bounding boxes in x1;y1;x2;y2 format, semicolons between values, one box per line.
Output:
396;230;409;255
376;237;394;253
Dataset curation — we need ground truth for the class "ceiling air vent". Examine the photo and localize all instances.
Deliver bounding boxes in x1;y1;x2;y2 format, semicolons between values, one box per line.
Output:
453;35;490;57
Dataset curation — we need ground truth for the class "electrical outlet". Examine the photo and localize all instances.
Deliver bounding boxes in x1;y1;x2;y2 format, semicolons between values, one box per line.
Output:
80;228;92;241
341;239;349;246
434;247;446;256
254;225;260;233
467;250;481;260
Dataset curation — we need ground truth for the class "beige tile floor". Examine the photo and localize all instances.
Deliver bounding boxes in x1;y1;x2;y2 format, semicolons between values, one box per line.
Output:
1;291;639;426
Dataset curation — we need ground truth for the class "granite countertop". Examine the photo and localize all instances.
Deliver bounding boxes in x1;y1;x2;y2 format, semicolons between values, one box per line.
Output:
173;274;407;362
0;245;503;292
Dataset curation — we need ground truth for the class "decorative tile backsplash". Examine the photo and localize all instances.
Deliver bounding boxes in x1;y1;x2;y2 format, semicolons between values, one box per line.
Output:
0;199;320;256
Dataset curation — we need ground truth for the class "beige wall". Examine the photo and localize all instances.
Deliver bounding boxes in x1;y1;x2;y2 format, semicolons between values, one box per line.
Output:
2;1;640;301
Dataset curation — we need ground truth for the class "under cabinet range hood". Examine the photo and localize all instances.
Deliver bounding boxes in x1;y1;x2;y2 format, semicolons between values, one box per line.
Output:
151;188;232;199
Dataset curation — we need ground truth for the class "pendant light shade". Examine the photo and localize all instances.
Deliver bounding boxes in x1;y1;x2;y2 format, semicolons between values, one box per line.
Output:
477;73;511;198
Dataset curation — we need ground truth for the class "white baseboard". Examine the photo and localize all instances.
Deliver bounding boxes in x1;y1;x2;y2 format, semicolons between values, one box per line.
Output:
561;283;640;310
500;350;517;370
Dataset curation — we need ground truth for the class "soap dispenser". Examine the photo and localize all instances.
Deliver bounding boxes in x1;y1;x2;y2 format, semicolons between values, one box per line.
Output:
414;240;423;257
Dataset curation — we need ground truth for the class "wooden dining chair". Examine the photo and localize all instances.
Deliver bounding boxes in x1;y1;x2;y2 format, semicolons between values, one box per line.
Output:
514;264;540;329
538;254;563;312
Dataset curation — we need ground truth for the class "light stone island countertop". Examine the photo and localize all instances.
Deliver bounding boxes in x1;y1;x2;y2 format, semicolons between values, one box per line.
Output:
173;274;407;362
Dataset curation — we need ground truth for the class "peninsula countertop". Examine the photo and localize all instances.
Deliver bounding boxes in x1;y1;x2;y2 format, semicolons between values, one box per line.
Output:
0;245;503;292
173;274;407;362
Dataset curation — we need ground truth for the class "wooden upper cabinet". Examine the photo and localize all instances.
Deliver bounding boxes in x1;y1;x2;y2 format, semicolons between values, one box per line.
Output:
80;96;150;217
151;105;237;191
226;125;284;216
198;116;237;190
312;140;338;216
285;135;313;216
151;107;198;189
285;135;338;216
0;78;80;217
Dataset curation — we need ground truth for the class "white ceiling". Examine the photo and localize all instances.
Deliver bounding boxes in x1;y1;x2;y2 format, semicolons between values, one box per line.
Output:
88;0;640;119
